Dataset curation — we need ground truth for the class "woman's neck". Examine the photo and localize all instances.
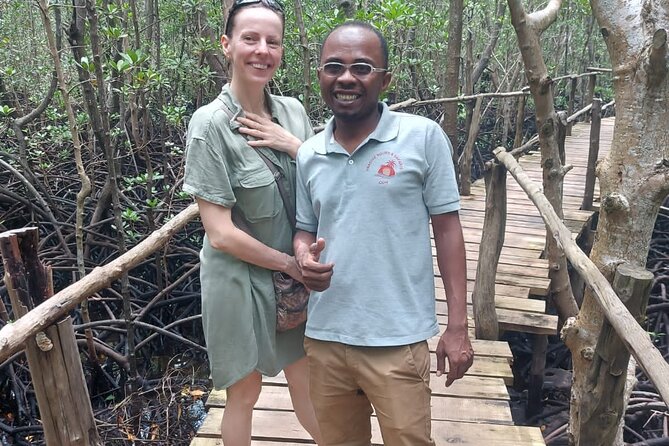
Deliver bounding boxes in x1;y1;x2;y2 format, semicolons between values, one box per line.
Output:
230;78;270;116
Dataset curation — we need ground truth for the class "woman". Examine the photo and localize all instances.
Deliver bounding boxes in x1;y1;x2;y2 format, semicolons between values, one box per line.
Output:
183;1;321;444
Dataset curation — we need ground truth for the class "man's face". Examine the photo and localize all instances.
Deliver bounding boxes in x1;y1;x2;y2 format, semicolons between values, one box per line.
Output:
318;27;391;122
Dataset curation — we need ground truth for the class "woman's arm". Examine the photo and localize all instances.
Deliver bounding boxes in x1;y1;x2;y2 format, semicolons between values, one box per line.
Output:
197;197;302;280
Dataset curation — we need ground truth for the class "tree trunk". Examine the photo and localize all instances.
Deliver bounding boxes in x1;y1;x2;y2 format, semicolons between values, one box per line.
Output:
337;0;356;17
196;5;227;90
459;97;482;196
39;0;92;283
472;164;505;340
293;0;311;113
565;2;669;444
508;0;579;322
472;0;506;86
578;264;653;446
441;0;464;154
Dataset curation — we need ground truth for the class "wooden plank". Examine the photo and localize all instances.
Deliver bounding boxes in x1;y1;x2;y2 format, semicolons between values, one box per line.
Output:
432;419;545;445
437;306;557;336
459;281;532;299
463;250;549;269
191;439;313;446
197;408;326;442
195;408;544;445
434;244;545;259
262;372;511;401
430;395;514;424
497;309;558;335
428;375;510;401
428;335;512;361
434;266;551;294
436;295;547;315
206;387;513;425
429;352;514;385
441;259;550;279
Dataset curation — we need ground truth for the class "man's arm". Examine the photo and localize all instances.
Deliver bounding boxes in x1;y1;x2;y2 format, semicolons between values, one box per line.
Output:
293;230;334;291
432;211;474;386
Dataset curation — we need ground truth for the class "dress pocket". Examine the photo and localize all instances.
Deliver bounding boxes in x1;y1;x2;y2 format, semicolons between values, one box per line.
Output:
237;169;282;222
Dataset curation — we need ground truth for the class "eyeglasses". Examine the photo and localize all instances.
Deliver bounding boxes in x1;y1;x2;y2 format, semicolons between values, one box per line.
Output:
318;62;388;77
225;0;284;35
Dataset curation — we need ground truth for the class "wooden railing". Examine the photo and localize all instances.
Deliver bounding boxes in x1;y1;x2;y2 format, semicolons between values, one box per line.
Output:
493;148;669;406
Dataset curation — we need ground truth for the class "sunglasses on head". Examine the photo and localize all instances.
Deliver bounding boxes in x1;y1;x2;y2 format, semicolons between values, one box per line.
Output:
318;62;388;77
231;0;284;11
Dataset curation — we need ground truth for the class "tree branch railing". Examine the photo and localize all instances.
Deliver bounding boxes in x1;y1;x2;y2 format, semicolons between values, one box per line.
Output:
473;94;615;340
493;147;669;407
388;68;612;197
0;203;200;363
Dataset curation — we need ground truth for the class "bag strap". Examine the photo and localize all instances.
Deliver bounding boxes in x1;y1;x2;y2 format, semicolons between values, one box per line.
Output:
218;99;297;233
255;150;297;231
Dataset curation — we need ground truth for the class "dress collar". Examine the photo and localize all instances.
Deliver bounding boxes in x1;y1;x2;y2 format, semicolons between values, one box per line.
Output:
217;83;279;131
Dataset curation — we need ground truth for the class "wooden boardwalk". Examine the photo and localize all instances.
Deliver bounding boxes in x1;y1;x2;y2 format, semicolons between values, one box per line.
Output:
190;118;615;445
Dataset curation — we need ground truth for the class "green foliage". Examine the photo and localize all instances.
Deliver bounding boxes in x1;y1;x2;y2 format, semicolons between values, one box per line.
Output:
0;105;15;117
0;0;614;247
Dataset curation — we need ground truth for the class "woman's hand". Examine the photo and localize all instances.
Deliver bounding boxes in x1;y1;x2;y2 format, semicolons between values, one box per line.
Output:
237;112;302;159
283;255;305;283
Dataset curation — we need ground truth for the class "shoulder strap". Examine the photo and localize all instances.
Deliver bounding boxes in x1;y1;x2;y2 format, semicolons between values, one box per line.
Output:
218;99;297;232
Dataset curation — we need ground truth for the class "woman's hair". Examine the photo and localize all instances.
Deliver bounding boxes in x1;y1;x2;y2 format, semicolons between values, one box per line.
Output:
225;0;285;37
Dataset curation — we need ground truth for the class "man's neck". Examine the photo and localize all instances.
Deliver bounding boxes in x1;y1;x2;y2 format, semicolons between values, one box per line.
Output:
333;108;381;154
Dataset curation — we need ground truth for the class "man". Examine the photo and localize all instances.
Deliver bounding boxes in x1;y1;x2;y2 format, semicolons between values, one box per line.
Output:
293;21;474;446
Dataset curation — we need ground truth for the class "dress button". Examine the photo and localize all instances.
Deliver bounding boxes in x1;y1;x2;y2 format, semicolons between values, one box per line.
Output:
348;159;354;165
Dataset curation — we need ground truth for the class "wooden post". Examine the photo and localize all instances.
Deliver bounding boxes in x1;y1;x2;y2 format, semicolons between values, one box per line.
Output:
570;215;598;307
527;334;548;415
584;73;596;123
581;98;602;211
556;111;568;165
578;263;654;446
567;76;577;135
459;96;483;196
472;162;505;340
0;228;102;446
513;94;526;149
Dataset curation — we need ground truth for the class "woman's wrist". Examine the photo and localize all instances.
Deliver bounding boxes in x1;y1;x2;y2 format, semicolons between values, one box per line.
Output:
280;252;293;273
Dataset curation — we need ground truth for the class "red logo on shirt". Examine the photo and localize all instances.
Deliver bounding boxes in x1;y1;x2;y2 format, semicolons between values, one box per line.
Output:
377;160;396;177
366;152;403;185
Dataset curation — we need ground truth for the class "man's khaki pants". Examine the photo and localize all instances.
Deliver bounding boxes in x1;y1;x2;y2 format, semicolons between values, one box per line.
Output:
304;337;436;446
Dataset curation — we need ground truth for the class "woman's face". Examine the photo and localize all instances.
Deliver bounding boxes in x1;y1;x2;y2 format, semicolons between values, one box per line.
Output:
222;7;284;87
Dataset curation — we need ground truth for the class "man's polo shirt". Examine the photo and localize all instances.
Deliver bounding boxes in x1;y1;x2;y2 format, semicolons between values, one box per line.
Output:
295;102;460;346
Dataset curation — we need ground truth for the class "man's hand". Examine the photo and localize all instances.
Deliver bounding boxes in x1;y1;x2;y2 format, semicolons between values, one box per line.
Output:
295;237;334;291
435;326;474;386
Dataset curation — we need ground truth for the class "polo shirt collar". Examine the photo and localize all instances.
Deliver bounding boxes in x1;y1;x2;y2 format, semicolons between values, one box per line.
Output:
318;102;399;155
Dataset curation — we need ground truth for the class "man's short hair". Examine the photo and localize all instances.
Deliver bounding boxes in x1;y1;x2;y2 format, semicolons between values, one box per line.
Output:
320;21;389;69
